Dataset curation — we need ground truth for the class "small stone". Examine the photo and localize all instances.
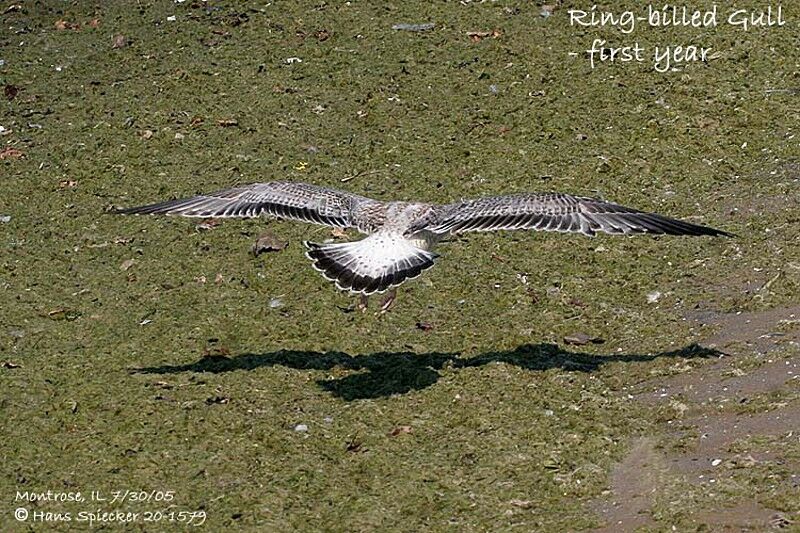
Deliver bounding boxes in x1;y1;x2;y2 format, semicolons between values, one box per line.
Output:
711;458;722;467
112;34;127;49
346;440;363;453
205;396;229;405
509;499;533;509
391;23;435;32
294;423;308;432
563;332;605;346
647;291;662;303
540;4;558;18
252;232;288;256
196;218;222;231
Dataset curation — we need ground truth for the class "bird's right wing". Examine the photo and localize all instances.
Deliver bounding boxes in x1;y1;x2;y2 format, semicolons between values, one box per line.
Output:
114;181;377;230
423;193;732;237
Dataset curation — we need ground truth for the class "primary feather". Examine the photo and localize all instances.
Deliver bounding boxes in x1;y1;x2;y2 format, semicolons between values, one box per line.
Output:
115;181;732;295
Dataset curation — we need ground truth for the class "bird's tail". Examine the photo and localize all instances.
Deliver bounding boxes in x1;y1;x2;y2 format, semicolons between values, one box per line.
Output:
304;233;438;295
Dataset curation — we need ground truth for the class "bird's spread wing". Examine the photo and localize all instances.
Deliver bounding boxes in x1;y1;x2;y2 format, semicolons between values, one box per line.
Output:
114;181;376;229
423;193;732;237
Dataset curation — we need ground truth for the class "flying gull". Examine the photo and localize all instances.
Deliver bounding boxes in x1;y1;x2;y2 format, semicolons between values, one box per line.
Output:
115;181;731;310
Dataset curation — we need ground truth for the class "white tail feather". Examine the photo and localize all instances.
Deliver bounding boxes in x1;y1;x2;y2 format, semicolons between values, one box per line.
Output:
304;233;438;294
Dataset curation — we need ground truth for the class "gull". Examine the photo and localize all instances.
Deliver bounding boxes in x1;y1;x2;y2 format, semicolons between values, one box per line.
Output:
115;181;731;311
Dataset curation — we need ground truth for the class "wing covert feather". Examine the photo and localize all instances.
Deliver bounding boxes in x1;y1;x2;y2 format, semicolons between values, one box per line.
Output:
115;181;379;230
424;193;731;237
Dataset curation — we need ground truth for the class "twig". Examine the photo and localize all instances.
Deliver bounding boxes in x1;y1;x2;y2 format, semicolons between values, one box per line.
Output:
340;169;385;183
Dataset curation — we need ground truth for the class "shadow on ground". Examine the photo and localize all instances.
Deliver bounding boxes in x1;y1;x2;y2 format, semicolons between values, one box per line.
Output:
133;343;721;400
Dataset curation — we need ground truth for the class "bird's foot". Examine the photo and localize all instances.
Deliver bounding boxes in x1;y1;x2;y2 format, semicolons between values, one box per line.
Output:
376;289;397;315
356;294;369;313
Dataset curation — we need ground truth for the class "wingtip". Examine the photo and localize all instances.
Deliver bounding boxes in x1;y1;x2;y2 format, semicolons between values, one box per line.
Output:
108;206;140;215
694;225;735;238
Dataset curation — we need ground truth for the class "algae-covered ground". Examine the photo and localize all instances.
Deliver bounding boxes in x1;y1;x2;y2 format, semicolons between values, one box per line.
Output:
1;1;799;531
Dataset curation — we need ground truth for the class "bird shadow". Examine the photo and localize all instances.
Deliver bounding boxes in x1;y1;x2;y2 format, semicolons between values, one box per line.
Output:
133;343;721;401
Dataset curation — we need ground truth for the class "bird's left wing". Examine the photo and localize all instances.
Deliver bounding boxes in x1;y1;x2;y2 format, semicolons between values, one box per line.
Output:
114;181;375;229
421;193;731;237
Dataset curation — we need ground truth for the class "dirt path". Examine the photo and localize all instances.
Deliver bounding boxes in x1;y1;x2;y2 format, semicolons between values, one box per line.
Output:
591;437;662;532
591;305;800;531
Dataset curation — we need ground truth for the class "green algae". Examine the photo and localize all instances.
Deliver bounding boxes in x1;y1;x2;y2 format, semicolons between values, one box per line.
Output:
0;1;798;531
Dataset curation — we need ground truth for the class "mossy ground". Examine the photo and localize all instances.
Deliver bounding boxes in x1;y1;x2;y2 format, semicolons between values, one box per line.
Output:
1;1;798;531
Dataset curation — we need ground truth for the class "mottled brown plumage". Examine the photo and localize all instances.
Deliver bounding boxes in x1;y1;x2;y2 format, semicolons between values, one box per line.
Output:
115;181;732;296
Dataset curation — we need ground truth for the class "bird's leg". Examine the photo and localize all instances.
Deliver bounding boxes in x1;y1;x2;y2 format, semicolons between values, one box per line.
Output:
377;289;397;314
356;294;369;313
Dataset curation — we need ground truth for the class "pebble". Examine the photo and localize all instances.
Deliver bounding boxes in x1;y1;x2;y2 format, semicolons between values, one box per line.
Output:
647;291;662;303
294;424;308;432
251;232;288;256
392;23;435;32
563;332;604;346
